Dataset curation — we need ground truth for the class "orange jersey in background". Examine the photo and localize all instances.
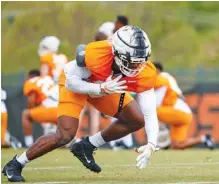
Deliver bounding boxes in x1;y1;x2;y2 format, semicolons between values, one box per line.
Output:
154;75;192;142
154;75;178;106
40;53;68;79
23;76;55;105
160;72;182;96
85;40;156;93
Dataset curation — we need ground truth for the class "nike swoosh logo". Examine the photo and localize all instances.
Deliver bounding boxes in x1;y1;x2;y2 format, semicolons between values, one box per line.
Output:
83;153;91;163
6;170;13;179
127;81;136;83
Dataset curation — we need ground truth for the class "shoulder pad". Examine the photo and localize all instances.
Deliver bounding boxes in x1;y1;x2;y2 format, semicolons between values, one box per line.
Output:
76;44;86;67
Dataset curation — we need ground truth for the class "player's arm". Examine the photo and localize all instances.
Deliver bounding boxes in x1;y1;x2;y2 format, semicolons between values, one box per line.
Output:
64;61;127;96
40;63;49;77
27;91;37;108
135;88;159;169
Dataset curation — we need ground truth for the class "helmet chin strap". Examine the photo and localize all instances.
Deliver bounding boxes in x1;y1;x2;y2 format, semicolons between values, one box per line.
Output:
113;53;144;77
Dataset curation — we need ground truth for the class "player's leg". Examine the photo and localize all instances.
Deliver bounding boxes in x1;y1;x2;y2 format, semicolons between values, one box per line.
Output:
22;109;33;147
24;88;87;160
170;124;215;149
170;123;201;149
1;112;8;146
88;105;100;135
109;117;134;150
71;93;145;172
22;106;57;147
99;100;144;142
26;115;79;159
2;115;79;182
2;84;87;182
157;106;215;149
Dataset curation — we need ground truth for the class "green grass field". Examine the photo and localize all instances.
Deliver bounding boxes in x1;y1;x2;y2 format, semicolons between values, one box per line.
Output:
1;148;219;184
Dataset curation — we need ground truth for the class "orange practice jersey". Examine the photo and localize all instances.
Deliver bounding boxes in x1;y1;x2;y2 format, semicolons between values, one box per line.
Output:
40;53;68;78
23;76;55;105
154;75;178;106
85;40;156;93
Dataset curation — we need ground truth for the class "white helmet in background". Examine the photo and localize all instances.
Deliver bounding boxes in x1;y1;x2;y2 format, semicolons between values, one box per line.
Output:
38;36;60;56
111;25;151;77
98;22;115;39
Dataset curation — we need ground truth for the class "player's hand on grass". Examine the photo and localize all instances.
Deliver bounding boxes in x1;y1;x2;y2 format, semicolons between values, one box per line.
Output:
135;143;155;169
100;75;127;95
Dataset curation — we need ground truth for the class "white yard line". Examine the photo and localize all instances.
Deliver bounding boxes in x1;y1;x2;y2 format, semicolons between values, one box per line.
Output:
22;181;219;184
21;163;219;184
24;162;219;171
176;183;219;184
104;162;219;167
24;182;68;184
154;162;219;166
25;166;73;170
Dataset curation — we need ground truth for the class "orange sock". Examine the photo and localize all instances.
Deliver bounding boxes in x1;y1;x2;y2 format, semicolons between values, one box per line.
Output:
1;112;8;145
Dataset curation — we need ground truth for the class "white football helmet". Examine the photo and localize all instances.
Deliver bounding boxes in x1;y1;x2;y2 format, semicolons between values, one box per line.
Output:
38;36;60;56
111;25;151;77
98;21;115;38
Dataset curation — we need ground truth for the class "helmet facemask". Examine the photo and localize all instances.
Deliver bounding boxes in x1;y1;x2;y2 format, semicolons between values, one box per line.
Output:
114;49;149;77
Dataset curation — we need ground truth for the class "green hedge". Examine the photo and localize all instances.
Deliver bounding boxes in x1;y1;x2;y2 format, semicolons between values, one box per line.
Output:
2;2;219;73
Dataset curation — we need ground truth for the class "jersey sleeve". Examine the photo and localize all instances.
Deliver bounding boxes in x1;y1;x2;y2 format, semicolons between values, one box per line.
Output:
84;41;114;81
154;75;170;89
85;41;108;68
23;81;36;96
160;72;182;95
155;75;178;106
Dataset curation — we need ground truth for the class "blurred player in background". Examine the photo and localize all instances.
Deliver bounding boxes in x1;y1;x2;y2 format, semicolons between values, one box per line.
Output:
38;36;68;84
113;15;129;33
1;88;22;149
95;21;115;41
22;70;58;147
3;26;159;182
1;88;8;147
153;62;183;98
154;67;215;149
153;61;182;149
38;36;68;136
